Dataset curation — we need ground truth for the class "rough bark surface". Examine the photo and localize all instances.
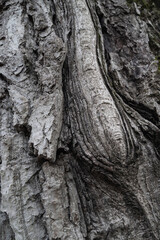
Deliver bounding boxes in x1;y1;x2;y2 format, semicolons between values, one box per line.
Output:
0;0;160;239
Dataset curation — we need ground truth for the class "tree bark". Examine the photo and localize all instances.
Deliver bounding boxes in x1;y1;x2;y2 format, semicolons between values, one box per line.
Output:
0;0;160;239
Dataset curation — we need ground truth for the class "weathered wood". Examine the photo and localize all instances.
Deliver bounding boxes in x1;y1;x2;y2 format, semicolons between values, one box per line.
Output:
0;0;160;239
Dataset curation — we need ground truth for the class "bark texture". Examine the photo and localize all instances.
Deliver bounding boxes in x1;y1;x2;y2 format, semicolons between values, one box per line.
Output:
0;0;160;239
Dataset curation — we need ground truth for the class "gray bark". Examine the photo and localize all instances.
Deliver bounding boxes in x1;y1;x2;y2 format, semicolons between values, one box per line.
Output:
0;0;160;239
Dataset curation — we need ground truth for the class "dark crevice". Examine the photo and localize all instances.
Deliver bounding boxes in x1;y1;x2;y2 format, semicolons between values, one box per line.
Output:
51;1;57;24
15;124;31;137
56;147;68;156
119;94;160;128
28;14;34;27
141;128;160;158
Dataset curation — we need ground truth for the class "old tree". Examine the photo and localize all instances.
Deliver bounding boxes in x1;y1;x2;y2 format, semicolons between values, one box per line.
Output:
0;0;160;239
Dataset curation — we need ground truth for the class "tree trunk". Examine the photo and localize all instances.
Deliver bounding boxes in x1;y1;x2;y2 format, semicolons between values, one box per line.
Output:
0;0;160;239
